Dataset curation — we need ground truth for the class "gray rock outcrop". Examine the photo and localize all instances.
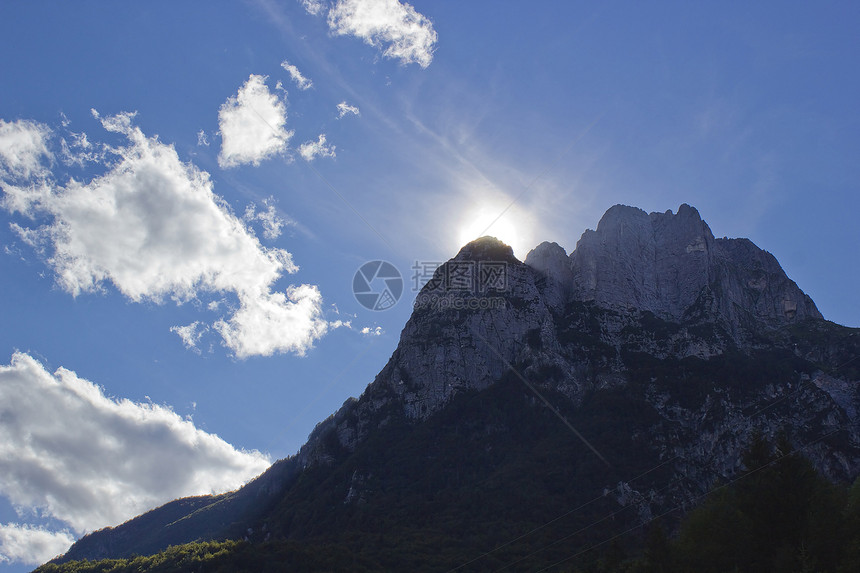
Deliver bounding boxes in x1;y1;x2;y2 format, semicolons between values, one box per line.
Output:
533;204;822;340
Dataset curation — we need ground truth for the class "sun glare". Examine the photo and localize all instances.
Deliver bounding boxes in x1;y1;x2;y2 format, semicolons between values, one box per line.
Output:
456;206;525;257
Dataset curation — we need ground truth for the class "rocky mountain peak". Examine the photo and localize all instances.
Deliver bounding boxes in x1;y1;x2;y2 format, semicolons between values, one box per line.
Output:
523;240;568;273
568;204;716;319
557;203;820;337
52;203;858;570
594;203;650;231
365;204;819;430
524;241;574;308
452;235;517;263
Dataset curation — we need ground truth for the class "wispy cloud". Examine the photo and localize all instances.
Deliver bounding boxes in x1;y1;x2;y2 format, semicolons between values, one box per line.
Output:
299;0;327;16
243;198;289;240
0;352;271;562
336;101;360;119
0;119;53;180
217;74;293;168
170;321;209;353
59;128;105;168
280;60;313;90
298;134;336;161
325;0;437;68
1;112;331;358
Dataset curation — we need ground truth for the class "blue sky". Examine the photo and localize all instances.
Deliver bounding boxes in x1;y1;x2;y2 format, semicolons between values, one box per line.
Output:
0;0;858;568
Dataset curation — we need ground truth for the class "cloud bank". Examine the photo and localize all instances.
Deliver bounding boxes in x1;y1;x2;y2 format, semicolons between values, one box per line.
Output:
0;352;271;562
0;113;331;357
0;523;75;566
218;74;293;168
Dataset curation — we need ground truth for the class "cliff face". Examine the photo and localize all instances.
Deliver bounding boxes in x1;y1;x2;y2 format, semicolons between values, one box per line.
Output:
288;205;856;533
56;204;859;567
564;204;821;331
306;205;829;446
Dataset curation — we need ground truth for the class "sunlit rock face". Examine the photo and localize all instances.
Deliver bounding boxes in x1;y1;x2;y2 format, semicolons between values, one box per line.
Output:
567;204;821;336
280;207;858;550
301;207;849;471
301;236;559;447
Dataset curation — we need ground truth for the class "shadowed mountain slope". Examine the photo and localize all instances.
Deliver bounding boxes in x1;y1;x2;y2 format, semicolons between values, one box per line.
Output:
46;205;859;572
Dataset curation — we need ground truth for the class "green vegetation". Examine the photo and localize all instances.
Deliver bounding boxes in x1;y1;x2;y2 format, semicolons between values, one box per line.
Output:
41;433;860;572
39;374;667;572
34;540;379;573
668;433;850;572
572;433;860;573
254;372;652;570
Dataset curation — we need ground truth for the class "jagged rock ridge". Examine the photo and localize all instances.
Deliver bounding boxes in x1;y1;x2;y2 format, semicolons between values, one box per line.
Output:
52;204;859;570
529;204;821;338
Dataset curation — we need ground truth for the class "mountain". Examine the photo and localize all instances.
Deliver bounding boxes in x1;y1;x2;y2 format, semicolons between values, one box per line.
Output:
46;204;860;571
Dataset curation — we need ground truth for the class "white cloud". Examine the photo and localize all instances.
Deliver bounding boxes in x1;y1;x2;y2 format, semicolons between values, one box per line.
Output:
336;101;361;119
170;321;208;352
59;130;105;168
215;285;329;358
243;198;288;240
1;113;330;357
196;129;209;147
298;134;336;161
0;119;53;180
299;0;327;16
0;523;75;565
327;0;437;68
93;108;136;133
280;60;313;90
217;75;293;168
361;325;383;336
0;352;271;542
5;113;293;301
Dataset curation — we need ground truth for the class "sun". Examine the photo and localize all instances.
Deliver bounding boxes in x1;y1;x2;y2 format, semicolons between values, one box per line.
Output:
456;205;525;257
